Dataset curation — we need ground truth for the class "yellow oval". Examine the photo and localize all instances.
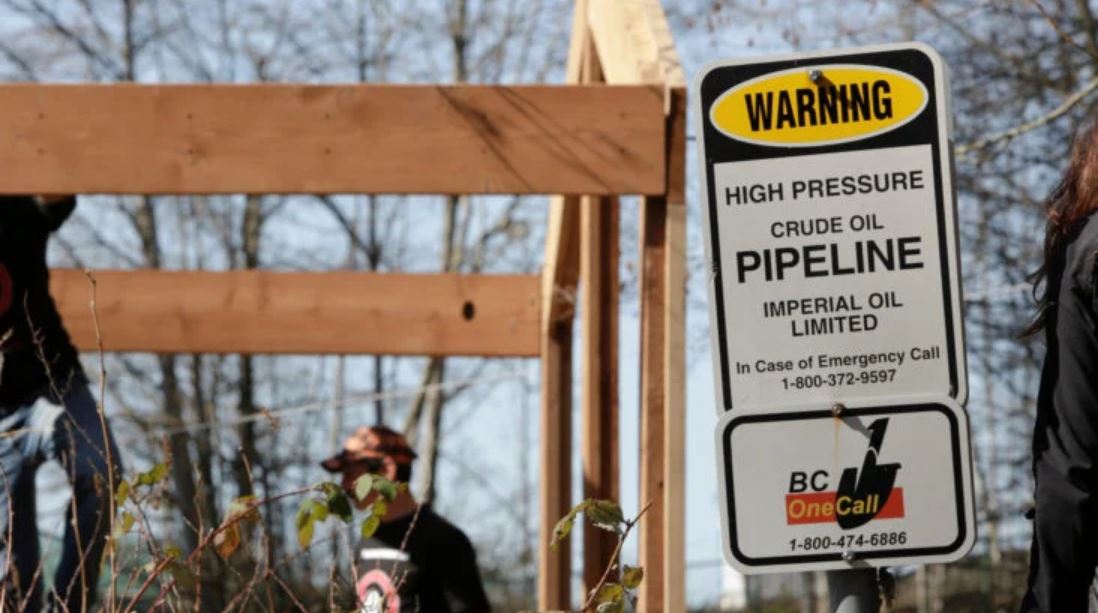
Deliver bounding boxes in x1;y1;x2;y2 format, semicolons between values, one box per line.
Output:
709;64;928;147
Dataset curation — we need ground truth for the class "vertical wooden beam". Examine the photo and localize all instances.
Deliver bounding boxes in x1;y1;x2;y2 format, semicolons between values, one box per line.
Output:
662;86;687;613
575;1;622;599
539;187;580;610
592;0;688;604
589;0;690;603
638;194;668;613
637;78;687;613
581;194;620;596
539;318;574;610
536;1;588;609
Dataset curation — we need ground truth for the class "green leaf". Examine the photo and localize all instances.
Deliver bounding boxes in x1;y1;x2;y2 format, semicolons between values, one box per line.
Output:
295;500;312;530
149;462;169;484
374;479;397;502
163;545;183;560
294;500;316;549
215;524;242;559
328;491;353;523
114;510;134;537
136;462;169;487
371;499;388;520
551;500;595;550
308;498;329;522
114;480;130;508
594;582;624;604
622;565;644;590
297;518;315;549
353;474;374;501
586;500;625;533
596;600;624;613
361;514;381;539
550;516;574;550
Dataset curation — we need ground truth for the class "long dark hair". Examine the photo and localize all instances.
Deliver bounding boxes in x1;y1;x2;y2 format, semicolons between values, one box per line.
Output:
1025;117;1098;336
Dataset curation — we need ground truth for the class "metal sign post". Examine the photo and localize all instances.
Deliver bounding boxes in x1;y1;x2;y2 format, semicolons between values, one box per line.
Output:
692;43;975;612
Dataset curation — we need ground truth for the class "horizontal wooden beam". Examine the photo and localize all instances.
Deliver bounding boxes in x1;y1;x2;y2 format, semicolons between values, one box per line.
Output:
0;84;665;195
51;269;540;356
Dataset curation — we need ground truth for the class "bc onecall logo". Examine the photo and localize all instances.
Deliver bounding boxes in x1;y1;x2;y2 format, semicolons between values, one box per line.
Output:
784;418;906;527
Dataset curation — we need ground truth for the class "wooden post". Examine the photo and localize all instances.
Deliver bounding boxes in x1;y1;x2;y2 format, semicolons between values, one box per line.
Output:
573;0;623;598
662;86;688;613
534;0;594;606
539;319;574;610
637;198;666;609
638;75;687;613
637;191;685;613
638;194;668;612
538;190;580;609
586;1;686;610
581;194;620;596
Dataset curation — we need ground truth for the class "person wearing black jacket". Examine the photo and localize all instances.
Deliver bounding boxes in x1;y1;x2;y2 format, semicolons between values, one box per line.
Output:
321;425;491;613
1021;119;1098;612
0;195;122;612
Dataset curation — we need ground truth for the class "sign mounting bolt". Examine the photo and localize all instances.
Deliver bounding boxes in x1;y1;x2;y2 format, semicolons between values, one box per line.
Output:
809;69;823;82
841;550;857;563
831;402;846;417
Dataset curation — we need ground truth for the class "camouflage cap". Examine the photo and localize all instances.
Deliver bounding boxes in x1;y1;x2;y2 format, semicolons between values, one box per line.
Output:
320;425;418;473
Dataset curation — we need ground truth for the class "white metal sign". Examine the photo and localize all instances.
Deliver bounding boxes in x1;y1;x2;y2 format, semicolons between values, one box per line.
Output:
714;397;976;573
693;43;967;413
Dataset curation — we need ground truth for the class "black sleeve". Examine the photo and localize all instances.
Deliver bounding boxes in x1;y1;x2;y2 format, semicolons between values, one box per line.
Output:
1092;251;1098;316
1025;249;1098;612
444;530;492;613
33;195;77;232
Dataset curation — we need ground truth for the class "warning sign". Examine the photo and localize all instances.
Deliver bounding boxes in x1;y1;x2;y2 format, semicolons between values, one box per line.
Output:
693;43;967;413
714;397;976;573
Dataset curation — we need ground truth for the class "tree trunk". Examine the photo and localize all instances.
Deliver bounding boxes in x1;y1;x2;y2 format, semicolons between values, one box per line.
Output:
416;361;446;504
189;354;225;612
131;195;203;551
233;194;274;556
405;0;470;502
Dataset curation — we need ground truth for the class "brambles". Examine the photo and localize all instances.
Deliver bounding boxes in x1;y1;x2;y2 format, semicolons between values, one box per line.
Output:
293;476;404;549
546;499;651;613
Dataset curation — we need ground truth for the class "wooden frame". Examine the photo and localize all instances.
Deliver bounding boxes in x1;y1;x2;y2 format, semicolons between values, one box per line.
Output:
0;84;666;195
24;1;686;611
52;270;540;356
591;2;687;612
537;1;686;611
